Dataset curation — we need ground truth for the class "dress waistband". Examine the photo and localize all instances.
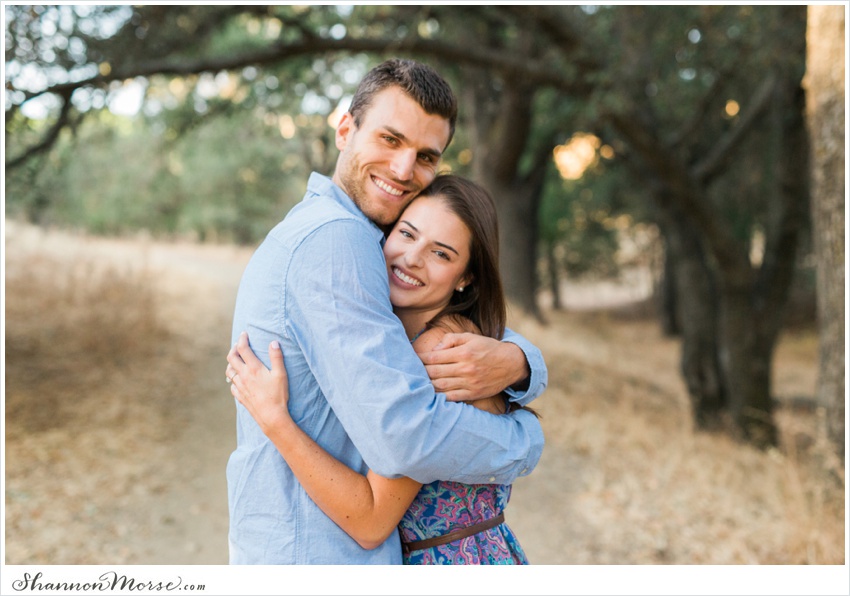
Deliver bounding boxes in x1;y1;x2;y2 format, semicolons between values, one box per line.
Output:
400;512;506;554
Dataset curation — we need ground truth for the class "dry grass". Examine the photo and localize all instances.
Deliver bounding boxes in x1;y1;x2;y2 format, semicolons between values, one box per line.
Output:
4;239;201;563
508;308;845;565
5;251;167;433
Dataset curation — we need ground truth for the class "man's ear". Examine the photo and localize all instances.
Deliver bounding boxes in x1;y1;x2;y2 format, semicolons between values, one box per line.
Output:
335;112;354;151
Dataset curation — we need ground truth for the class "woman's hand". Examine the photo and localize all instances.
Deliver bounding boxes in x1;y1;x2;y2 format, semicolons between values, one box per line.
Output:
226;332;292;435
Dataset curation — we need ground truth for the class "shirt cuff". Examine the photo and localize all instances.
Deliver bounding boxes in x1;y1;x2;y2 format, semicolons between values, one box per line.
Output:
501;332;548;408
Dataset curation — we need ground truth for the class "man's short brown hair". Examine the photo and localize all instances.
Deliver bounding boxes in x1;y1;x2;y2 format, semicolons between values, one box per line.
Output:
348;58;458;147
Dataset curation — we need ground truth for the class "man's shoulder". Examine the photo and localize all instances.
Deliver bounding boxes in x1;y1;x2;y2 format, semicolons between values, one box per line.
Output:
265;173;382;249
286;192;364;227
269;195;376;248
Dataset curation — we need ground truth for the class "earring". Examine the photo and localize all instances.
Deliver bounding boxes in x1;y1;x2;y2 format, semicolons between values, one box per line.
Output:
456;286;464;293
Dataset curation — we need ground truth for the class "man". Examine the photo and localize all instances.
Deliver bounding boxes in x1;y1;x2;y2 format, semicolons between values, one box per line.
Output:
227;58;547;564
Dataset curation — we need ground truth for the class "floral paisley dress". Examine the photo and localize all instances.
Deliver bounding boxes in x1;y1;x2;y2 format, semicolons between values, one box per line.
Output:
398;479;529;565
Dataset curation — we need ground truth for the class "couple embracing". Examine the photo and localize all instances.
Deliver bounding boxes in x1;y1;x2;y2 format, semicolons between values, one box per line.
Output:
225;58;547;565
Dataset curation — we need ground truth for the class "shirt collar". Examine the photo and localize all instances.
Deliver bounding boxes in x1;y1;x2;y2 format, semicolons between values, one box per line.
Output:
307;172;386;245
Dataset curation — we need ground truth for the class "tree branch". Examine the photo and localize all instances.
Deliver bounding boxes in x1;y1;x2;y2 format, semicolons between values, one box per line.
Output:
607;107;747;272
7;20;596;171
496;5;581;52
666;69;728;150
5;92;74;170
691;72;777;184
16;33;591;108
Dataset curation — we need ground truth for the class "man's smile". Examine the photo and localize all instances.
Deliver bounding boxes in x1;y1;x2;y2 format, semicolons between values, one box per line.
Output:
372;176;406;197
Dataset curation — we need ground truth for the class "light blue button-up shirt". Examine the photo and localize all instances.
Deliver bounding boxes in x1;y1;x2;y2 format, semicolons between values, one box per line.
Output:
227;173;547;564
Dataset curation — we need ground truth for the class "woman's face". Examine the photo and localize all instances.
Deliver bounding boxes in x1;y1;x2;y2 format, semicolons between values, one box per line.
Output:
383;195;472;322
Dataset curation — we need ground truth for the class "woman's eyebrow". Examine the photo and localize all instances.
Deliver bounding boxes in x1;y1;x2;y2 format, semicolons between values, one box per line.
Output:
434;241;459;256
400;220;459;255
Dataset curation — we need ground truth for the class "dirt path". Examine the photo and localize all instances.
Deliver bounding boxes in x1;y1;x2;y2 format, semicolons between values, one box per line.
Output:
5;223;249;565
88;235;249;564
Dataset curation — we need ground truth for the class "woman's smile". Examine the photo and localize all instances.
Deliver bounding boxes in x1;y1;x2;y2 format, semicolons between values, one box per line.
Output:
391;266;425;287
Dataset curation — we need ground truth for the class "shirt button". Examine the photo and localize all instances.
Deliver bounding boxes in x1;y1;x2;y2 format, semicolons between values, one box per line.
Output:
521;468;528;475
489;476;496;483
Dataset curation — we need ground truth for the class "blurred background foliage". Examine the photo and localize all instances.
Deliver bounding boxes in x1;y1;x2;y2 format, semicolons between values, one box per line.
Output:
6;5;639;252
4;4;843;452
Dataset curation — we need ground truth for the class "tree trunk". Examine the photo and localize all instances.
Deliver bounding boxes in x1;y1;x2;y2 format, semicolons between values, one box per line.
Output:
717;278;777;446
488;178;542;316
656;202;726;428
607;7;809;448
545;240;564;310
805;5;846;462
696;42;808;449
465;72;544;318
655;243;680;337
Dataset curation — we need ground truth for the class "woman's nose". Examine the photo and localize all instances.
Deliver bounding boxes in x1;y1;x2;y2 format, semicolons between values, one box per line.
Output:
404;245;425;268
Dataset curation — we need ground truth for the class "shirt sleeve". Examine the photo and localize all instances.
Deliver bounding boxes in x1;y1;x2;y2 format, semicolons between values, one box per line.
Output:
501;327;548;407
285;220;544;485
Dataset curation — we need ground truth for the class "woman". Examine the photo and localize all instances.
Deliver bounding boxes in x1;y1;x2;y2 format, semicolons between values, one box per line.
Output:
227;175;533;564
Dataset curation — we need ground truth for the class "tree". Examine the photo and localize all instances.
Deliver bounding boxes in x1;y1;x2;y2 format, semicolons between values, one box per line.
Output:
804;5;845;463
462;59;555;319
588;6;810;447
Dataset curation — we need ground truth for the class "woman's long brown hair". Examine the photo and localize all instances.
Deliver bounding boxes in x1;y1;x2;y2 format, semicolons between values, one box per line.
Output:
419;176;539;418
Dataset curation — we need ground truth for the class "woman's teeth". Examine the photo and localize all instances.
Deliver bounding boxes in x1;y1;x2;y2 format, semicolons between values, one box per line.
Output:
393;267;423;286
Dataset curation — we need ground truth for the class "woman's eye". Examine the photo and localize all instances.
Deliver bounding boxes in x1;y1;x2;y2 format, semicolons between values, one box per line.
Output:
399;229;412;238
434;251;449;260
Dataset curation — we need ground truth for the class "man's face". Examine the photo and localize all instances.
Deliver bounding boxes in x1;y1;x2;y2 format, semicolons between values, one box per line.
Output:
332;87;451;228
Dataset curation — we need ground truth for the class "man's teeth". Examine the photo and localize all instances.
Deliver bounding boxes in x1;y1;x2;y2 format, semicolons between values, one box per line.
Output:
393;267;423;286
374;178;404;196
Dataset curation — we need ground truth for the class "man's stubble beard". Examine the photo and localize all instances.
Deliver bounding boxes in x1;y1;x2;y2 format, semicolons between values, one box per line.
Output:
336;152;405;229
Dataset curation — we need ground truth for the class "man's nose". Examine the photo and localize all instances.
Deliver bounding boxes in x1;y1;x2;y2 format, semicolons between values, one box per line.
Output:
389;149;417;181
